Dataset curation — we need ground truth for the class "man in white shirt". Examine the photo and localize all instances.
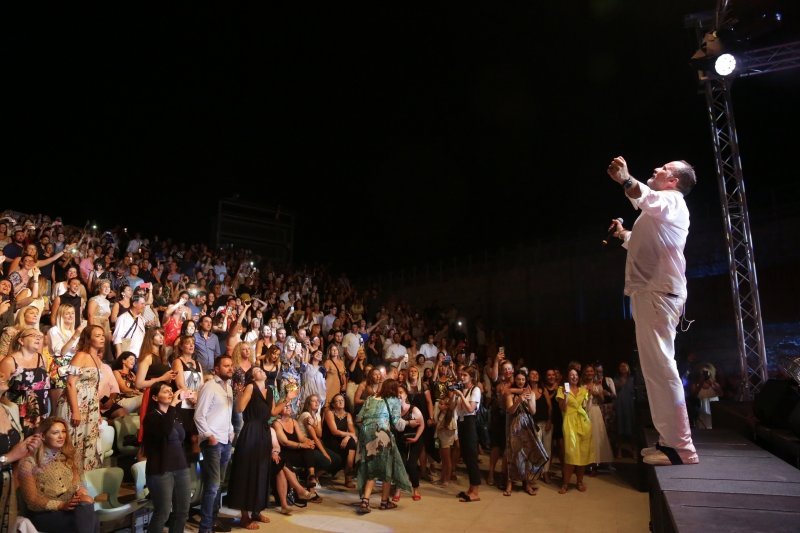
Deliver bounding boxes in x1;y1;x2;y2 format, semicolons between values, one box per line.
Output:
342;322;361;362
112;293;146;357
384;332;407;368
194;355;235;533
419;333;438;362
607;155;698;467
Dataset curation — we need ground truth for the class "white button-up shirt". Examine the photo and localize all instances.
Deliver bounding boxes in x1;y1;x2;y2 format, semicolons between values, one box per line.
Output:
194;375;234;444
623;183;689;299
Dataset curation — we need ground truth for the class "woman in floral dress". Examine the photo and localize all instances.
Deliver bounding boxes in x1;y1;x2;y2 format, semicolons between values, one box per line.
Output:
56;325;105;473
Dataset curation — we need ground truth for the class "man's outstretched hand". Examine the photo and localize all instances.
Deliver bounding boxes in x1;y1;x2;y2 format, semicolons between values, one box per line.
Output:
607;156;632;184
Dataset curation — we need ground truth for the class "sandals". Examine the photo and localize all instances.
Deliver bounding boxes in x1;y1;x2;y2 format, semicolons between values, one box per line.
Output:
301;490;323;503
379;499;398;510
357;498;371;514
577;482;587;492
524;485;538;496
252;513;271;523
277;507;292;516
391;493;401;503
558;485;569;494
306;475;318;489
344;477;356;489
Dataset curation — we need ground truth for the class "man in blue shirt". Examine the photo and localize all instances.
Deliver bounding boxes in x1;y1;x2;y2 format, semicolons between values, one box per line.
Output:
194;314;221;372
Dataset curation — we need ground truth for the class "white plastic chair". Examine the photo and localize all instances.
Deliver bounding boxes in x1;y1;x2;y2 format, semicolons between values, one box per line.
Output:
112;414;140;456
131;460;148;500
83;466;144;531
99;419;115;466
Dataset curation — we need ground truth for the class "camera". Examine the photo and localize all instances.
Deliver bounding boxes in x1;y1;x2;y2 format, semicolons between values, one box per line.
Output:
442;355;452;365
447;382;465;392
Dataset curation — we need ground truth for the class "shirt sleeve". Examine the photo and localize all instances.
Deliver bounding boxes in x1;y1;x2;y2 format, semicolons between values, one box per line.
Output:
628;182;683;222
213;336;222;358
104;364;120;394
471;387;482;411
556;386;565;400
193;383;214;440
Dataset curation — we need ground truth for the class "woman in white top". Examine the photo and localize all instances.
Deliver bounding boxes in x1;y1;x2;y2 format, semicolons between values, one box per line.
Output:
86;280;112;345
48;305;86;407
452;366;482;503
242;317;260;355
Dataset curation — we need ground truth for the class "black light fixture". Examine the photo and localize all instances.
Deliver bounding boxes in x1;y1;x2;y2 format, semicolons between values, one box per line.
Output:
688;0;797;78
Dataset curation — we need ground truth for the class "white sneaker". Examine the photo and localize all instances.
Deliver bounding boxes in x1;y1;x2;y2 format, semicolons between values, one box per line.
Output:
642;450;699;466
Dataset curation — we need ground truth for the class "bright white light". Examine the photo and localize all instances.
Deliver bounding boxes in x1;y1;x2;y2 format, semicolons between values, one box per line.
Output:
714;53;737;76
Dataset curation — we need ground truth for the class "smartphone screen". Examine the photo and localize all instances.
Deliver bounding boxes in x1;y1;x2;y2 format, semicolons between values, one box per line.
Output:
564;382;571;394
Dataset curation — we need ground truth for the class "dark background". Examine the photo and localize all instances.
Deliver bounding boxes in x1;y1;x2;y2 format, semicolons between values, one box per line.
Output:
4;2;799;275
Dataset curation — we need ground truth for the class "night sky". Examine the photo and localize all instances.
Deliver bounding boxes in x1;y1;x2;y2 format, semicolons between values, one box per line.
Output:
5;2;799;274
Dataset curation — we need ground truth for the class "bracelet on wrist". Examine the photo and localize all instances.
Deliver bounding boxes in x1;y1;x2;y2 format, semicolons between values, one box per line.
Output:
623;177;634;189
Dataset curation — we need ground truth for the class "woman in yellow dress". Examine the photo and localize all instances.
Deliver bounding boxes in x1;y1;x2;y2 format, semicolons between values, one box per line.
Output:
556;367;594;494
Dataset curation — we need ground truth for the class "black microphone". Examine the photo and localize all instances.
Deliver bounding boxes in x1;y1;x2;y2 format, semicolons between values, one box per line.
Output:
602;218;624;246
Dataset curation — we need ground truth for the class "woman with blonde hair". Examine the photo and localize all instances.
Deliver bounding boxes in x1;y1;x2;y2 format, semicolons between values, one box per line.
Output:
231;341;254;440
48;305;86;406
0;305;41;357
690;363;722;429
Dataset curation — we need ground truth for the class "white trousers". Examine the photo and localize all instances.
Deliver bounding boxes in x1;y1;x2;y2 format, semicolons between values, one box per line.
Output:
630;291;696;458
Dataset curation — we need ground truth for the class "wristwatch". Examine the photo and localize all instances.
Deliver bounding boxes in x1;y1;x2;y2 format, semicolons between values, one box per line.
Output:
623;177;634;189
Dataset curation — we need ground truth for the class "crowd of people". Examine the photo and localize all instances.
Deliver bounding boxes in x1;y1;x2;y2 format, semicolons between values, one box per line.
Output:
1;210;644;532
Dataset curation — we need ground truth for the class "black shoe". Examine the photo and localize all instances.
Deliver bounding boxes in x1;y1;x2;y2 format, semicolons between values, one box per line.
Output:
213;519;232;532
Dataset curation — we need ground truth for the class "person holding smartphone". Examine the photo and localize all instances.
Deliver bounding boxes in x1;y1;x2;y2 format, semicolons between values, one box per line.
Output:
143;382;191;533
556;368;593;494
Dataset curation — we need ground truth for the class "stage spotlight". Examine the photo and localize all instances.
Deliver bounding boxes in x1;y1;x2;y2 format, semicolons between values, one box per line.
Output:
688;1;798;79
714;53;737;75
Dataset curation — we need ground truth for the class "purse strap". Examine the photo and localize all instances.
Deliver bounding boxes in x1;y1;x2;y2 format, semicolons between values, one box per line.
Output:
383;398;395;428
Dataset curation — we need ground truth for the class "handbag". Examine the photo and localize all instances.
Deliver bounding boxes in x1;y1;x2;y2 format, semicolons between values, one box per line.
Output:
474;392;491;451
119;316;141;353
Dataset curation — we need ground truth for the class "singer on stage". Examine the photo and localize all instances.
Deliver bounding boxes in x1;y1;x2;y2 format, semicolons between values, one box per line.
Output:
606;156;699;466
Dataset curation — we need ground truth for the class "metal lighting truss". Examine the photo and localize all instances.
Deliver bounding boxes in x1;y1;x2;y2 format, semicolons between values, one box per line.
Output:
700;39;800;399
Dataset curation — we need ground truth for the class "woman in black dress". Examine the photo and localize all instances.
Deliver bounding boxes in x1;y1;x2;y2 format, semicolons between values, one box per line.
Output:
226;367;297;529
258;344;281;390
542;368;563;484
323;393;358;488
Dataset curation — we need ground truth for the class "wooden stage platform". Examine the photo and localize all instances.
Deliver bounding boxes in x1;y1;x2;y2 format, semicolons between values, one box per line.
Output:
648;428;800;533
